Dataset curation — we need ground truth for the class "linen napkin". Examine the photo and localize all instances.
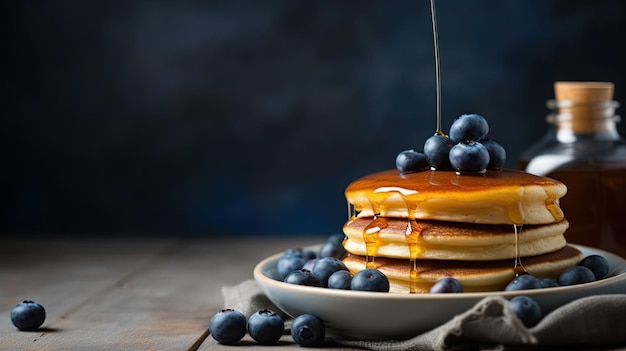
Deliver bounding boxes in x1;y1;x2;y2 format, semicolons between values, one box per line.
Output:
222;280;626;350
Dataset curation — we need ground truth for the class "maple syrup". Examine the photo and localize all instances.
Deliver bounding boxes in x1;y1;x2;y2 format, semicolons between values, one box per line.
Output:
519;82;626;257
512;224;527;276
362;216;386;268
405;219;422;293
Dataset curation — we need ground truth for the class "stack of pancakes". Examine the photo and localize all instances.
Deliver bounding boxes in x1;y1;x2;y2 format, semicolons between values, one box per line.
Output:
341;168;583;293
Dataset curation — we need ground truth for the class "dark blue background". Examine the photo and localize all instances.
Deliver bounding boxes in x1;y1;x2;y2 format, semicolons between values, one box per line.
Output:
3;0;626;237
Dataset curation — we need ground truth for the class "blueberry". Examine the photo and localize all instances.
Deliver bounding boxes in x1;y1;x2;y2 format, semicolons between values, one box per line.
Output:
557;266;596;286
209;309;247;344
284;247;316;260
327;270;353;290
504;274;542;291
429;277;463;293
395;149;429;174
479;139;506;169
284;269;321;287
350;268;390;292
449;114;489;142
449;141;490;173
303;250;317;260
318;239;346;259
423;134;454;170
247;309;285;345
291;314;326;347
10;300;46;331
509;296;542;327
284;247;304;256
302;258;318;271
311;257;349;288
538;278;559;288
578;255;609;280
277;254;307;280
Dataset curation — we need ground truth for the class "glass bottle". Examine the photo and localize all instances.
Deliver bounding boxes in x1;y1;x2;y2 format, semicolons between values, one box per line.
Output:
518;81;626;257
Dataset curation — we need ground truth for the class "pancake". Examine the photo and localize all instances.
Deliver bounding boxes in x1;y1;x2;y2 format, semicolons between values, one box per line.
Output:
345;169;566;225
343;217;569;260
342;245;584;293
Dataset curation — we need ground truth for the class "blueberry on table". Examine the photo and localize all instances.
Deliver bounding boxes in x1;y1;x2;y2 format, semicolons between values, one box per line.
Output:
284;269;321;287
429;277;463;293
578;255;609;280
247;309;285;345
449;141;490;173
11;300;46;331
291;314;326;347
449;113;489;142
395;149;429;174
209;309;247;344
311;257;349;288
509;296;542;327
479;139;506;169
504;274;543;291
424;134;454;170
327;270;354;290
557;266;596;286
351;268;390;292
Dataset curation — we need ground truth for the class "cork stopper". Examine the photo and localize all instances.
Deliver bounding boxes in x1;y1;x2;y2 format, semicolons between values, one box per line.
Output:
554;81;614;103
552;81;616;134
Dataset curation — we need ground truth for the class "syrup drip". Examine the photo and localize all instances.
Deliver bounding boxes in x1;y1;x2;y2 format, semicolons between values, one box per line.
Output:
410;260;418;294
513;224;527;276
507;201;524;226
364;190;385;219
406;197;418;221
405;219;422;294
542;186;564;222
363;216;386;269
400;186;422;293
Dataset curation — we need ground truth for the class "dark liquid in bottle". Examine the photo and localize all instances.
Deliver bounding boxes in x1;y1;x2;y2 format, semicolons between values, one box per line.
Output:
518;158;626;256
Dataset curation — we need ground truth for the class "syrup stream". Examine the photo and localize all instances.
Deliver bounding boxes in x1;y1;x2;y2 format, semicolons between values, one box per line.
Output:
430;0;442;134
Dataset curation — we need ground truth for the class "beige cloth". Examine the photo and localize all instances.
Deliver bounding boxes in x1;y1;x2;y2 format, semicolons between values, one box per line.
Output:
222;280;626;350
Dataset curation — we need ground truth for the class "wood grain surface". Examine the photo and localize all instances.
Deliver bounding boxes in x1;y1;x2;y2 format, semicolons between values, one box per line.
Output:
0;236;354;350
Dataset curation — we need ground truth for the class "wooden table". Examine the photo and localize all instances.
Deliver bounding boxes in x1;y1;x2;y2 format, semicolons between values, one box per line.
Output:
1;236;624;351
0;236;337;350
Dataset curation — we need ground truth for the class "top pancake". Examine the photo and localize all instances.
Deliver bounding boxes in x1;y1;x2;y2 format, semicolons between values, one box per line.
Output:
345;169;567;225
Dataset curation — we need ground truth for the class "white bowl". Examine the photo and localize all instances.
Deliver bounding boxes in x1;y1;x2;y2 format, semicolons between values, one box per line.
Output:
254;244;626;339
